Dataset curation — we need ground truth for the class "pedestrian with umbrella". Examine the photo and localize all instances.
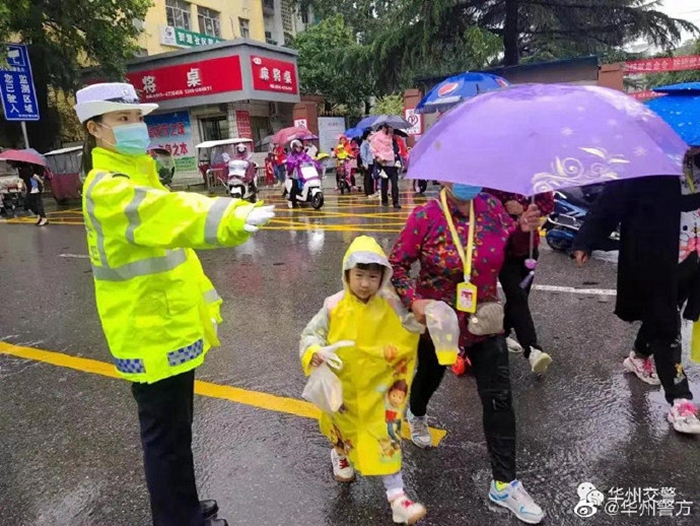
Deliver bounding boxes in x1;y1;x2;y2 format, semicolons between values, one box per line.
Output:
391;83;689;524
370;120;406;209
571;81;700;435
0;149;50;226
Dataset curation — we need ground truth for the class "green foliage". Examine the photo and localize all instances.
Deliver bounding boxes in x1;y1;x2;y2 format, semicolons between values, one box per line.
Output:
370;93;404;115
0;0;152;150
290;14;374;109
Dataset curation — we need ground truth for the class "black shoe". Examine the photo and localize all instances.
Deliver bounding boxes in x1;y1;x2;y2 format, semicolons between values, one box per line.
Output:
204;519;228;526
393;204;402;210
381;202;389;207
201;500;219;520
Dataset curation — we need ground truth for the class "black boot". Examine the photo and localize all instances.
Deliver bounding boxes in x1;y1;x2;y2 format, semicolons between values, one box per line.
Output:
201;500;219;520
204;520;228;526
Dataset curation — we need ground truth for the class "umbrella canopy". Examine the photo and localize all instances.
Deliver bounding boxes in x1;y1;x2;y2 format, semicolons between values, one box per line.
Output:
272;126;317;145
0;148;48;167
344;127;364;139
416;72;510;114
648;82;700;147
355;115;380;130
371;114;412;130
407;84;687;196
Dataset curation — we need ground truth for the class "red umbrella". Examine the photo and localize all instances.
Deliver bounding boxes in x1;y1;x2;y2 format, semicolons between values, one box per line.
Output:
0;148;48;167
272;127;317;145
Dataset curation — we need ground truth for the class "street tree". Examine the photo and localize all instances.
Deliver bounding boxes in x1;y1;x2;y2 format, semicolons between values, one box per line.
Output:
0;0;151;151
290;14;374;111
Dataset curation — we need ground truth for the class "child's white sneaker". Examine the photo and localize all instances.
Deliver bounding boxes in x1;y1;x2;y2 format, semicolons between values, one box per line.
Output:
330;448;355;482
406;409;432;449
390;495;427;524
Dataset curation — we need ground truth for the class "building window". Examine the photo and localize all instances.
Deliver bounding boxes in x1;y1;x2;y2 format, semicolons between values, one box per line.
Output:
239;18;250;39
265;31;277;46
281;0;293;33
197;6;221;37
166;0;191;30
301;9;309;25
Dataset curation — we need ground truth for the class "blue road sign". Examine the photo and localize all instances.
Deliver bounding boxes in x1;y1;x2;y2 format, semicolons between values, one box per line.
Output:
0;44;40;121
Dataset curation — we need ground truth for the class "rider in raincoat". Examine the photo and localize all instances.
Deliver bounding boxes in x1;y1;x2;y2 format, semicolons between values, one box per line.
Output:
300;235;427;525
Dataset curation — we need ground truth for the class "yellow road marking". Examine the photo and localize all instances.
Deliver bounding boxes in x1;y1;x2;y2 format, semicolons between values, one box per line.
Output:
0;341;446;446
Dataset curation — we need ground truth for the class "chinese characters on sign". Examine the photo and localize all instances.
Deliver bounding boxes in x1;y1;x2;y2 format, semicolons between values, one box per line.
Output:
160;26;224;49
574;483;693;519
235;111;253;139
624;55;700;74
250;56;298;94
126;56;243;103
0;44;40;121
145;111;197;173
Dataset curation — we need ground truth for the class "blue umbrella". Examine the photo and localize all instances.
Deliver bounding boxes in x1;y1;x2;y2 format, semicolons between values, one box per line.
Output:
415;72;510;114
344;127;364;139
648;83;700;147
355;115;380;130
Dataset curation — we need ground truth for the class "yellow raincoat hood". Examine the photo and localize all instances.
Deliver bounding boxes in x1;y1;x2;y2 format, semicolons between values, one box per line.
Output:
341;235;393;290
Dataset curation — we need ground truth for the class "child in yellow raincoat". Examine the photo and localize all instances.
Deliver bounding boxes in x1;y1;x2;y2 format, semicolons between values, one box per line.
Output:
300;235;427;525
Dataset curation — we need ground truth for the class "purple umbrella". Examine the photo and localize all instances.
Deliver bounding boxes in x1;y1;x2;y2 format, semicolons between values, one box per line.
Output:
407;84;687;196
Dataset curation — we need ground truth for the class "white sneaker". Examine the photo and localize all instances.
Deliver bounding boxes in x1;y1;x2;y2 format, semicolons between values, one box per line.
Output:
330;449;355;482
390;495;427;525
623;351;660;385
668;399;700;434
506;337;523;354
287;201;293;209
406;409;432;449
489;480;544;524
528;348;552;374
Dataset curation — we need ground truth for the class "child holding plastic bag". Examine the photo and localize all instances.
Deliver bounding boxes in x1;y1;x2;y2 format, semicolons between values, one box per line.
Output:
299;235;427;525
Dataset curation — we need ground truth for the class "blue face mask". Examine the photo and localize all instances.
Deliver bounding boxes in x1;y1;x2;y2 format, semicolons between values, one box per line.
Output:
451;183;482;201
110;122;151;156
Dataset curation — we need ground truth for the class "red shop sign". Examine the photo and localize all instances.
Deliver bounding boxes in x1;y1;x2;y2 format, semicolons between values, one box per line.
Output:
127;56;243;102
629;90;665;101
250;56;298;94
236;110;253;139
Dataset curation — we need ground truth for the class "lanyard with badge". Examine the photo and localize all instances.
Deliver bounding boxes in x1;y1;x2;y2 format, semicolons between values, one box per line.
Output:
440;189;478;314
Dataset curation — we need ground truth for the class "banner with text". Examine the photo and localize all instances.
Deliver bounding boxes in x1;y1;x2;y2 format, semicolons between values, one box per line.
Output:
146;111;196;173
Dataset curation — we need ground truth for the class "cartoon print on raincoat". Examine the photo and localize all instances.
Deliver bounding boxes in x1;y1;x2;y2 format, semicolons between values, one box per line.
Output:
299;236;423;476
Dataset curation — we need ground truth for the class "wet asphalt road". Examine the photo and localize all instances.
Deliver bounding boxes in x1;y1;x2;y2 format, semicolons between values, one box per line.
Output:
1;184;700;526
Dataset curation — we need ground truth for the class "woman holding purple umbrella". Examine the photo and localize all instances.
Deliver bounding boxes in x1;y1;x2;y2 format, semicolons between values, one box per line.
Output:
389;183;546;524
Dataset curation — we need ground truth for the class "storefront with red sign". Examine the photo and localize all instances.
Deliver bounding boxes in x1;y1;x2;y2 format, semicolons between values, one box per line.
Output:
126;40;300;183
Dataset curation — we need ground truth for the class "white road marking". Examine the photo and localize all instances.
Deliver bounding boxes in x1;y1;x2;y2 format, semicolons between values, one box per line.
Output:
531;284;616;296
59;253;90;259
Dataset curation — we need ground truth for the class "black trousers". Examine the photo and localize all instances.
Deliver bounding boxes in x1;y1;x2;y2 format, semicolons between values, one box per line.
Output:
410;336;516;483
131;371;204;526
363;164;375;196
289;179;302;206
380;165;400;206
499;251;540;358
26;192;45;218
634;256;699;404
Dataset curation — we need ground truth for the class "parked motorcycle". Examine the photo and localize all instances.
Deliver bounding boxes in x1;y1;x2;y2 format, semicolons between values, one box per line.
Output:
286;161;324;209
544;185;619;252
0;180;25;218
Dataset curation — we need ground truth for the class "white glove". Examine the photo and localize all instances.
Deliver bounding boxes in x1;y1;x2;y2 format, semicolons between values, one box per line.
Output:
244;205;275;233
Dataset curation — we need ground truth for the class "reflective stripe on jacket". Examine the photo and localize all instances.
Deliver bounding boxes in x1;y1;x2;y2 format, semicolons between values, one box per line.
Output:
83;147;258;383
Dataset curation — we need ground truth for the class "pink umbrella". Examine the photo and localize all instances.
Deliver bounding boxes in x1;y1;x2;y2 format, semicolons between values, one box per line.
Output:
0;148;48;167
272;127;317;145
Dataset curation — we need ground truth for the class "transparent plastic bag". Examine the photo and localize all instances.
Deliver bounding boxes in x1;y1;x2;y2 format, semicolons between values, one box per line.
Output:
425;301;461;365
302;341;352;413
302;363;343;413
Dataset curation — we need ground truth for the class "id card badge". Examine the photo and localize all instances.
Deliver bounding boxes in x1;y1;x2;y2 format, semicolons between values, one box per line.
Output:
456;281;478;313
